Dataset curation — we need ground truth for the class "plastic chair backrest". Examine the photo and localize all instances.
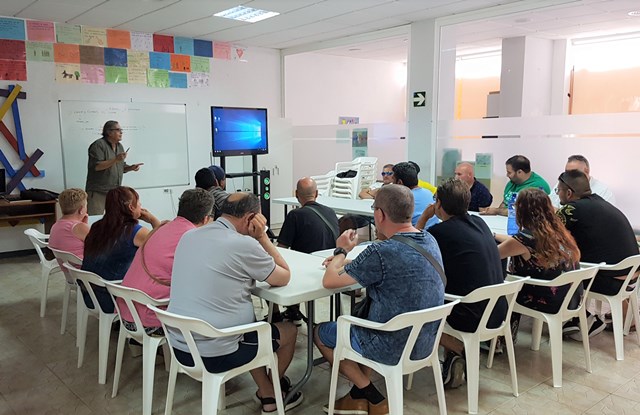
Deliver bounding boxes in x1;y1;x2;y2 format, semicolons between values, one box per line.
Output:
592;254;640;294
310;170;335;197
456;278;528;333
50;248;82;285
63;263;107;313
104;282;169;339
24;228;50;264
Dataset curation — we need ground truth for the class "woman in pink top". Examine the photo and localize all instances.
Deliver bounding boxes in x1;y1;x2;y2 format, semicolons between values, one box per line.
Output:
119;188;214;331
49;188;90;259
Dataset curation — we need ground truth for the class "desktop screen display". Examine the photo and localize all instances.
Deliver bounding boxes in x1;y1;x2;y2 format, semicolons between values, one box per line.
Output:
211;107;268;156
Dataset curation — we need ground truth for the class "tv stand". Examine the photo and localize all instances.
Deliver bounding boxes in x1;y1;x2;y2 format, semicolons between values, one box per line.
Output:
220;155;260;191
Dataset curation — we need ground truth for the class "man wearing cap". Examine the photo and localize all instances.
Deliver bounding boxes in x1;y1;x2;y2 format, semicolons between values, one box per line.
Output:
194;165;229;219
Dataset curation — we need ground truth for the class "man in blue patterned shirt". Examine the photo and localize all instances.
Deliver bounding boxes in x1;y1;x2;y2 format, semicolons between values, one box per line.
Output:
314;184;445;415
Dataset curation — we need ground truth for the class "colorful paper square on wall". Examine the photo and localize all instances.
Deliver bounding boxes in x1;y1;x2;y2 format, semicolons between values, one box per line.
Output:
82;27;106;47
105;66;128;83
55;63;81;82
170;54;190;72
54;43;80;63
127;50;149;84
149;52;170;70
26;20;55;42
104;48;127;67
26;42;54;62
131;32;153;51
147;68;169;88
0;40;26;60
106;29;131;49
213;42;231;60
194;39;213;58
81;64;105;84
153;34;174;53
55;23;82;44
0;59;27;80
169;72;187;88
174;37;194;55
190;56;210;73
79;45;104;65
0;17;26;40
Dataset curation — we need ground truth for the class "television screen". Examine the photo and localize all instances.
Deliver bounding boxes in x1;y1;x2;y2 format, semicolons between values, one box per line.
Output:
211;106;268;156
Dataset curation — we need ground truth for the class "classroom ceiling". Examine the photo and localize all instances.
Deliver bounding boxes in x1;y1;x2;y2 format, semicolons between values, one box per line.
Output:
1;0;640;62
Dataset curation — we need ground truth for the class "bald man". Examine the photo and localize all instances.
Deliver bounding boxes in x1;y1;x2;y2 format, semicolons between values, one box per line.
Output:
454;162;493;212
276;177;340;323
549;154;616;208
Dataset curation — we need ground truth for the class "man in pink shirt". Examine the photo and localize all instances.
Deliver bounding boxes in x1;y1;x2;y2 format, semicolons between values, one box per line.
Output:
119;188;214;332
49;188;90;261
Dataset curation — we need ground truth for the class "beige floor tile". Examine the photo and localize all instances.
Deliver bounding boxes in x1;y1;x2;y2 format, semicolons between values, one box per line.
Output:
584;394;640;414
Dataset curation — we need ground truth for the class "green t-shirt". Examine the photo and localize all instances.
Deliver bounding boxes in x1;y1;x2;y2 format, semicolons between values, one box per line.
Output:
502;171;550;205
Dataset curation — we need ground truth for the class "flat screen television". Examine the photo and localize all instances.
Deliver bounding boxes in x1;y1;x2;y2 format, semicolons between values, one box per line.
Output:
211;106;268;156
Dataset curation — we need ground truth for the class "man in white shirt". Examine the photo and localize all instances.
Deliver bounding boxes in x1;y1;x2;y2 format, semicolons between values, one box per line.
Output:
550;154;615;207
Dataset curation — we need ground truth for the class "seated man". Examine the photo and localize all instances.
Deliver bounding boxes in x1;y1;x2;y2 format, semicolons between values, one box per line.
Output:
481;155;550;216
276;177;339;323
49;188;90;261
408;161;437;194
359;163;394;199
392;161;438;228
119;188;214;333
314;184;445;415
454;162;493;212
194;165;229;219
556;170;639;338
168;193;303;413
417;179;506;388
549;154;616;207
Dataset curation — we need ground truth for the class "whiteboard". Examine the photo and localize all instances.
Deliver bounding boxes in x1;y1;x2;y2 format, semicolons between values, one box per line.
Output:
58;101;190;190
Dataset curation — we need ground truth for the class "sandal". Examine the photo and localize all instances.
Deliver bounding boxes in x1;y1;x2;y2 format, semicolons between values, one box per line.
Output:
256;393;278;415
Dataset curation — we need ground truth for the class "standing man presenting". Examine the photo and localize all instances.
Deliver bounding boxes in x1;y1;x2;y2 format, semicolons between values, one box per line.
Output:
85;120;143;214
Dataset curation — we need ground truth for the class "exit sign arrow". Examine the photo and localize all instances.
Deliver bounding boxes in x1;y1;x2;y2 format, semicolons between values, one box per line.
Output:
413;91;426;107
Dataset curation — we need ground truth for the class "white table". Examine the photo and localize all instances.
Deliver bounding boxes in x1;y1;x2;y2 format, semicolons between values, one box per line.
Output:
311;244;369;260
251;248;359;402
469;212;508;235
272;196;374;217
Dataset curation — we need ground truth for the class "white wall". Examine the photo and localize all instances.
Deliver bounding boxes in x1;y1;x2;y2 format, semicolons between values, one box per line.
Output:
0;47;283;251
284;52;407;126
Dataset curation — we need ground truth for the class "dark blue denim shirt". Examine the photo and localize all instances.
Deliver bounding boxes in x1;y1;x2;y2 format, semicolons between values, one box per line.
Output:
344;231;445;365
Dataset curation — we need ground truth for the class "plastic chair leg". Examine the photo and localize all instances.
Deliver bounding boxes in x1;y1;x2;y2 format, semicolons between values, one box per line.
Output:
503;328;519;397
386;371;404;415
111;328;128;397
405;373;414;391
61;284;71;335
98;314;114;384
162;343;171;372
531;318;543;351
164;356;178;415
75;291;83;347
547;319;564;388
327;351;343;415
77;305;89;368
40;266;51;317
142;336;162;415
578;310;592;374
431;357;447;415
201;375;221;415
464;338;480;414
609;300;625;360
218;383;226;411
487;337;497;368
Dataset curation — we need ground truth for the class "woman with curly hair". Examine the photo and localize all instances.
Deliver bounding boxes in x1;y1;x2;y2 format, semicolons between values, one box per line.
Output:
495;188;581;335
81;186;160;313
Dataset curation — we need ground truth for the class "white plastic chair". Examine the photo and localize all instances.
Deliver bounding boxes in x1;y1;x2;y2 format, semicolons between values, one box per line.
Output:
148;305;285;415
63;263;118;385
105;282;170;415
436;279;528;414
584;255;640;360
327;301;459;415
49;248;82;337
24;228;60;317
310;170;335;197
509;265;600;387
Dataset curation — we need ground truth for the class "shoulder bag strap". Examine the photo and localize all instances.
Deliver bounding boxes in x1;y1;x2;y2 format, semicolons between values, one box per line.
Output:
391;234;447;286
305;205;339;240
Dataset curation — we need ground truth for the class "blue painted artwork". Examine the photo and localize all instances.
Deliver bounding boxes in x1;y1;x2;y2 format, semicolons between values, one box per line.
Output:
104;47;127;67
169;72;187;89
193;39;213;58
0;17;26;41
149;51;171;70
174;37;194;56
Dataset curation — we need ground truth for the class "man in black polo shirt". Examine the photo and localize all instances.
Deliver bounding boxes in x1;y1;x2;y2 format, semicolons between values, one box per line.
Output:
417;178;506;389
557;169;639;338
276;177;339;323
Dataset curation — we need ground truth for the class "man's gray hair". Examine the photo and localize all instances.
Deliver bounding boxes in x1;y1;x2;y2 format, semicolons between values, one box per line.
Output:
177;188;214;223
220;193;261;218
375;184;413;223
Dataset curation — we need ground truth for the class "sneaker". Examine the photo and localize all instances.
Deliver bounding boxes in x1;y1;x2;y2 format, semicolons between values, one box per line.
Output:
322;393;368;414
368;398;389;415
569;315;607;341
562;317;580;335
442;352;465;389
480;339;504;355
510;317;520;345
282;306;307;327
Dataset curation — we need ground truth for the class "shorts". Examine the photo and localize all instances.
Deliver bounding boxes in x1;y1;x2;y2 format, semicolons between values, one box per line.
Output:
173;324;280;374
590;276;637;296
122;320;164;337
316;321;363;354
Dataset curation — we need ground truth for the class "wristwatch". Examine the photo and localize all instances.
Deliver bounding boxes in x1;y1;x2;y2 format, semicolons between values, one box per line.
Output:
333;247;348;257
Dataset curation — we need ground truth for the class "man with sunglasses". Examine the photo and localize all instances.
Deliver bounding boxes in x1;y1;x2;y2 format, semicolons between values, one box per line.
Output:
556;170;638;338
359;163;394;199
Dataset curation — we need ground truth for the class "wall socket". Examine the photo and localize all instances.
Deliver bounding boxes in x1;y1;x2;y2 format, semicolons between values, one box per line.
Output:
163;188;170;193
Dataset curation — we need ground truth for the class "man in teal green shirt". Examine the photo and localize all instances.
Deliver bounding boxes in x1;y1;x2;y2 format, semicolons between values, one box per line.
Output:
481;155;550;216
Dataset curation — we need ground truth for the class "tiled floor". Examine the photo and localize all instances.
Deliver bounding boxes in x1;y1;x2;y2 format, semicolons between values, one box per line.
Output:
2;254;640;414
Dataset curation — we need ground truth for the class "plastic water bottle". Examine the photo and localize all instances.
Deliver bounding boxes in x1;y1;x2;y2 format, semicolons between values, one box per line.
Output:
507;192;518;235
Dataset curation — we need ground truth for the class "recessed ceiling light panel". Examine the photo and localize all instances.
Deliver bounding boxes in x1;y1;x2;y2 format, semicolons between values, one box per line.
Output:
628;10;640;17
214;5;279;23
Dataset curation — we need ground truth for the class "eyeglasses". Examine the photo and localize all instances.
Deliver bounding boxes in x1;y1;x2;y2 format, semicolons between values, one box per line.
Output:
110;128;123;132
381;172;393;176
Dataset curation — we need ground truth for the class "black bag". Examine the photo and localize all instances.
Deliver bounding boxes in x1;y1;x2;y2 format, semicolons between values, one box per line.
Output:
336;169;357;178
20;188;59;201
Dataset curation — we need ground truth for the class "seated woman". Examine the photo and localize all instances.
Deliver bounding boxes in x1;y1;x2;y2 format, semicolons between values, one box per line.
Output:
495;188;580;335
49;188;90;261
81;186;160;313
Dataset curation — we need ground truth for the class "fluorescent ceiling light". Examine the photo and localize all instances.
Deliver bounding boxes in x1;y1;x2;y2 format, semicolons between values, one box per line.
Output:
572;31;640;45
214;6;279;23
